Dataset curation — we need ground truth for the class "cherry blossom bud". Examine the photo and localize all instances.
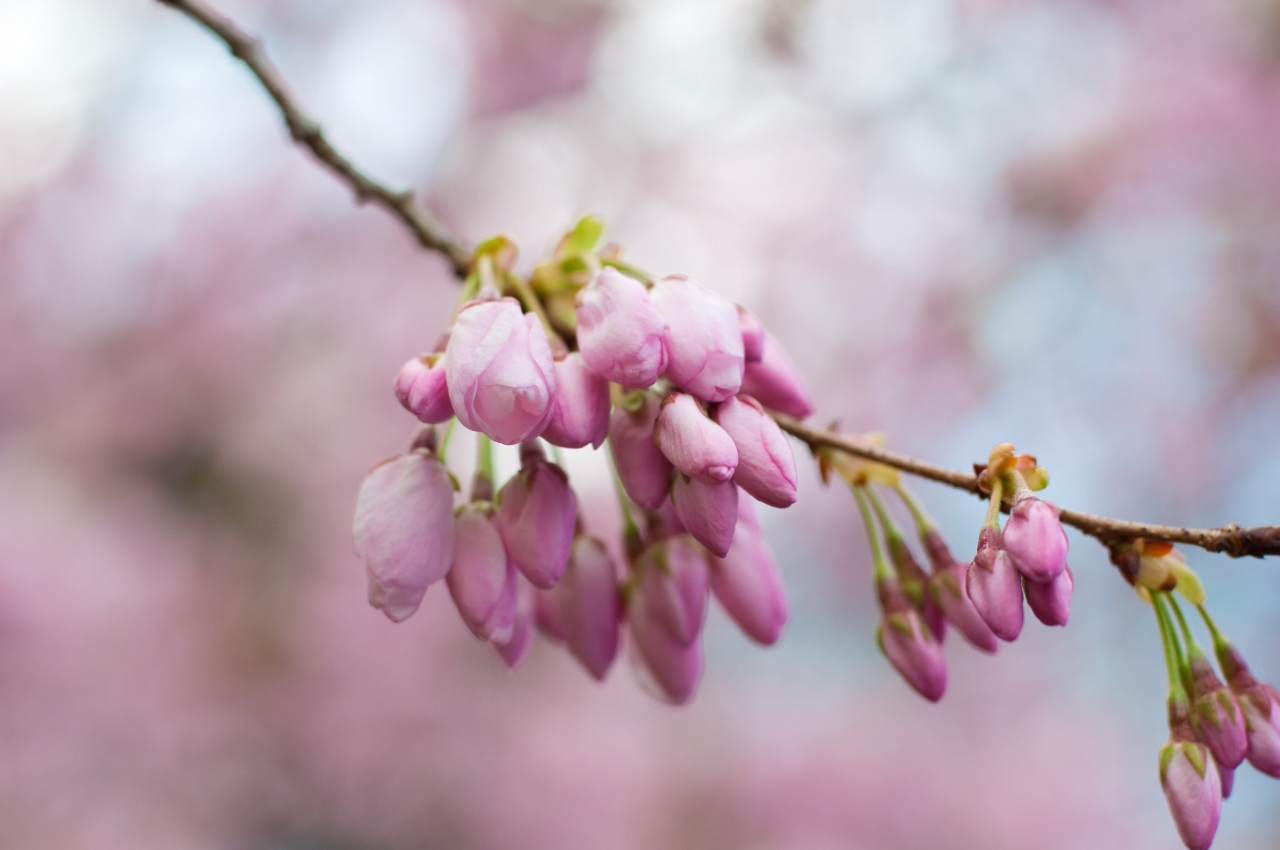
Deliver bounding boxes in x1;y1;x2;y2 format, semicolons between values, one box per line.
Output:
1023;565;1073;627
655;393;738;485
1159;740;1221;850
922;530;998;653
395;353;453;424
541;352;610;449
535;589;565;640
1217;762;1234;800
493;576;535;669
737;305;765;362
1240;684;1280;778
885;533;945;643
495;443;577;588
671;474;739;557
446;505;518;643
608;392;673;510
353;449;456;623
738;333;814;419
650;274;744;403
575;267;669;388
637;537;710;647
627;585;704;705
1002;491;1068;582
446;298;556;445
709;496;788;645
553;536;621;680
878;608;947;702
1187;651;1248;770
713;394;798;508
965;526;1024;642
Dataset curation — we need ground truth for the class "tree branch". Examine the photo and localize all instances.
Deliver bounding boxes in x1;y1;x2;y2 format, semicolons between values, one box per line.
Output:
155;0;472;279
155;0;1280;560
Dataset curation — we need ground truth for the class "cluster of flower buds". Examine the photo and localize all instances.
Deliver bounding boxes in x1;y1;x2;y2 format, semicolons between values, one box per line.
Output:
355;218;810;700
819;439;1070;701
1116;548;1280;850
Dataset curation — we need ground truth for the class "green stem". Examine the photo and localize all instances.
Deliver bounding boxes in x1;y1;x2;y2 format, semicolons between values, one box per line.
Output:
505;271;565;352
476;432;494;480
893;481;935;537
983;475;1004;527
853;486;894;581
606;443;643;558
1195;603;1229;654
865;487;904;546
436;418;457;465
1167;594;1201;659
449;271;481;324
600;257;654;286
1153;594;1188;702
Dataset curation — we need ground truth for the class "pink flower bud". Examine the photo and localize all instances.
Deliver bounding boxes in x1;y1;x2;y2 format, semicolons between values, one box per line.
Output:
1002;492;1068;582
709;496;788;645
541;352;610;449
394;353;453;424
1240;684;1280;778
655;393;738;485
1217;762;1234;799
446;298;556;445
922;530;998;653
1187;652;1247;770
637;536;710;647
1023;564;1073;627
627;585;704;705
878;608;947;702
671;475;739;557
739;333;814;419
352;450;456;623
965;526;1024;642
552;536;621;680
446;505;518;643
885;533;946;643
493;576;535;669
535;589;565;640
495;443;577;588
737;305;765;362
575;267;669;388
649;274;744;403
713;394;798;508
1159;740;1221;850
608;392;673;510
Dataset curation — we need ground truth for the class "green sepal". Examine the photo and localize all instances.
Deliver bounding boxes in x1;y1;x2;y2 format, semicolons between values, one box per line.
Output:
1158;743;1175;784
448;472;461;492
887;612;914;637
1184;742;1207;778
564;214;605;256
472;234;518;271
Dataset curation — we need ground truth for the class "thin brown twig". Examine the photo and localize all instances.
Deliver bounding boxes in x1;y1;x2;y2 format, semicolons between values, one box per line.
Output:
154;0;472;278
156;0;1280;560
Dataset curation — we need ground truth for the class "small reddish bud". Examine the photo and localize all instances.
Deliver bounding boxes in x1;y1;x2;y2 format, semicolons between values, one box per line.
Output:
495;443;577;588
394;353;453;424
1023;564;1073;627
965;526;1024;642
1002;491;1068;582
608;392;674;510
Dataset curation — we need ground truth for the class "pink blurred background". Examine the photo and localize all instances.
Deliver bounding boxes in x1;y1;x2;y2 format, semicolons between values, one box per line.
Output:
3;0;1280;847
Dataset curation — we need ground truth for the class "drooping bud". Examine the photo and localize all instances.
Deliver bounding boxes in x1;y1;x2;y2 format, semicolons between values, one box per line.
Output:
1023;565;1073;627
1002;491;1068;582
541;352;610;449
608;391;674;510
1187;649;1248;770
394;353;453;424
1159;739;1221;850
627;582;704;705
922;530;999;653
737;305;765;362
551;536;621;680
649;274;744;403
671;474;739;557
1217;762;1234;800
352;448;456;623
493;576;535;669
738;332;814;419
713;394;798;508
446;298;556;445
709;496;788;645
885;531;945;643
655;393;739;484
495;443;577;588
1213;642;1280;778
965;525;1024;642
575;267;669;388
446;505;518;643
877;608;948;702
636;536;710;647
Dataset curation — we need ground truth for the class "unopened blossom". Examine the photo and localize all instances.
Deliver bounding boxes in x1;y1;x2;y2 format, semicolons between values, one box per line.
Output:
637;536;710;647
352;448;456;623
965;526;1024;642
878;607;947;702
709;496;788;645
541;352;610;449
394;353;453;424
1160;739;1221;850
1023;565;1073;627
446;297;556;445
552;536;621;680
884;531;945;643
922;530;998;653
671;474;738;557
575;267;668;388
737;305;765;362
493;577;535;668
713;394;798;508
495;443;577;588
1213;641;1280;777
1218;762;1234;800
446;505;518;642
650;274;744;403
627;586;704;705
738;332;814;419
655;392;738;484
1187;650;1247;770
1002;491;1068;582
608;392;673;510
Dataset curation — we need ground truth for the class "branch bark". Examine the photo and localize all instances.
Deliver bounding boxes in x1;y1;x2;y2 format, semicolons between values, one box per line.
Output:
155;0;1280;560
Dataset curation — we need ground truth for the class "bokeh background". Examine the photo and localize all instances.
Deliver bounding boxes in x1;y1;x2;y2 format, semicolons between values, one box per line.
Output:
4;0;1280;847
